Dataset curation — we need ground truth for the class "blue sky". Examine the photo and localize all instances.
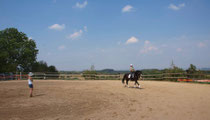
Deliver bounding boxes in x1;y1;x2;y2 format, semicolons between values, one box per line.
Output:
1;0;210;71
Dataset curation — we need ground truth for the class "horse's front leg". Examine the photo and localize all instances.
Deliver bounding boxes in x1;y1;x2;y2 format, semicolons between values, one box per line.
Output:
136;81;140;88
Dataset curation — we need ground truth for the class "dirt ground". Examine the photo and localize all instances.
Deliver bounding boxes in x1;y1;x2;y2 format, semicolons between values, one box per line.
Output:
0;80;210;120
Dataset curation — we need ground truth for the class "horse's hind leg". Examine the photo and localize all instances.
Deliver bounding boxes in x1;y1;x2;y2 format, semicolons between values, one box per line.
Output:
124;81;127;87
126;80;130;88
134;81;137;88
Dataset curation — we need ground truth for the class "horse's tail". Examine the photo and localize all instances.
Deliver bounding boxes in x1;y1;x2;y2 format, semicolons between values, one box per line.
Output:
122;74;126;84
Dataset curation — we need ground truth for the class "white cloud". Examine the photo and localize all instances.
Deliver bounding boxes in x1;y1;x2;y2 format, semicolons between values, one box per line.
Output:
179;3;185;7
126;36;139;44
140;40;158;54
122;5;134;13
68;30;83;39
176;48;183;52
168;3;185;11
75;1;88;8
67;26;87;40
198;42;206;48
49;24;65;31
58;45;66;50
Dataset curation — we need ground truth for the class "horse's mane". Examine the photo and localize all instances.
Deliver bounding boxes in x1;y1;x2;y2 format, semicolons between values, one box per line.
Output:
135;70;142;74
135;70;142;78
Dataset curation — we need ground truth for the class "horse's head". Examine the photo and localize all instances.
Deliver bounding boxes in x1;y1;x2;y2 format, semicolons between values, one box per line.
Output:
135;70;142;78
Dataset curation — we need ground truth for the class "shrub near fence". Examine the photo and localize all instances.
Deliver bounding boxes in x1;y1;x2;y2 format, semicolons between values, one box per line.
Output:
83;74;96;80
162;73;187;81
141;73;201;81
62;74;84;80
142;74;163;80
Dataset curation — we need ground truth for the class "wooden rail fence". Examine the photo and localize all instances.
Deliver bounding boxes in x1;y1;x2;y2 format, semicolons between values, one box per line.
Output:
1;72;209;82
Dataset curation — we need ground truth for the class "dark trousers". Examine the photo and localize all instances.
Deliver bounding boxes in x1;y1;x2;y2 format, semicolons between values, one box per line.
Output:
130;72;134;79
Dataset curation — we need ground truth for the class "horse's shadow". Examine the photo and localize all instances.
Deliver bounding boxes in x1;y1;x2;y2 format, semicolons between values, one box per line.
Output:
126;86;144;89
34;94;45;97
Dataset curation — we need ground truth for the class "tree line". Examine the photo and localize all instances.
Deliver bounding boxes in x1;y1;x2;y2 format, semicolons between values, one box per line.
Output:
0;28;58;73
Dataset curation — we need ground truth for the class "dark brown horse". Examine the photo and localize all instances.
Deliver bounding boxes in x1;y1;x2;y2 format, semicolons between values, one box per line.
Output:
122;70;142;88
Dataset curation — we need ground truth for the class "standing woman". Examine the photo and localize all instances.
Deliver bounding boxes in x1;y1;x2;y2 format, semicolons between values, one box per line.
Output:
28;72;34;97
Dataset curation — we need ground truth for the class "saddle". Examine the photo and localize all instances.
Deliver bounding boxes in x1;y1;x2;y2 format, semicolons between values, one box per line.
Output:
129;73;135;79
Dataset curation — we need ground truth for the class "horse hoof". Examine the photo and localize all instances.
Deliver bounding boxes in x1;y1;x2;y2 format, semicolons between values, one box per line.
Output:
138;85;141;88
134;85;136;88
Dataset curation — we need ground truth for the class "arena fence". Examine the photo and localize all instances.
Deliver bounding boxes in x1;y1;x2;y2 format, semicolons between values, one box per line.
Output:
142;73;208;80
0;72;210;83
0;72;122;80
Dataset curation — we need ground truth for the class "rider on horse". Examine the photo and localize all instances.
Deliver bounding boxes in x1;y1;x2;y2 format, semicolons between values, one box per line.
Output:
130;64;135;80
122;65;141;88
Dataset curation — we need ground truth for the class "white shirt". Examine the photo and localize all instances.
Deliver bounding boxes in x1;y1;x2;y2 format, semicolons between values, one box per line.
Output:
28;79;33;85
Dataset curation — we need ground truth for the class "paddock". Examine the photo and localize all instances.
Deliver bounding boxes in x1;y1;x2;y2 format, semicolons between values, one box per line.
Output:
0;80;210;120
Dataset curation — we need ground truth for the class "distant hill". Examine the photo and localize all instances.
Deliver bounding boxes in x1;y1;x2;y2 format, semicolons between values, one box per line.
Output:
59;69;130;74
201;68;210;71
97;69;129;74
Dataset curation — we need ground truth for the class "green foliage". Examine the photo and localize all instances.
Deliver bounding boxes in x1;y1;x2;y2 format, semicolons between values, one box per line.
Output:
186;64;205;79
59;71;82;74
141;69;162;80
97;69;116;74
162;66;185;81
32;61;58;72
186;64;197;74
0;28;38;72
83;70;97;80
83;70;97;74
142;69;163;74
163;66;185;73
48;65;58;72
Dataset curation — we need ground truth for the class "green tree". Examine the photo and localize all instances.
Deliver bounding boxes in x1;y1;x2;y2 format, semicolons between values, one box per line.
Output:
32;61;48;72
163;66;185;73
0;28;38;72
83;70;97;74
186;64;203;79
31;61;58;72
163;64;185;81
48;65;58;72
83;64;97;74
187;64;197;74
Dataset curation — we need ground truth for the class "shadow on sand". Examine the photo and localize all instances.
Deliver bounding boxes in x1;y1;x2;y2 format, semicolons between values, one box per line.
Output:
125;86;144;89
34;94;45;97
